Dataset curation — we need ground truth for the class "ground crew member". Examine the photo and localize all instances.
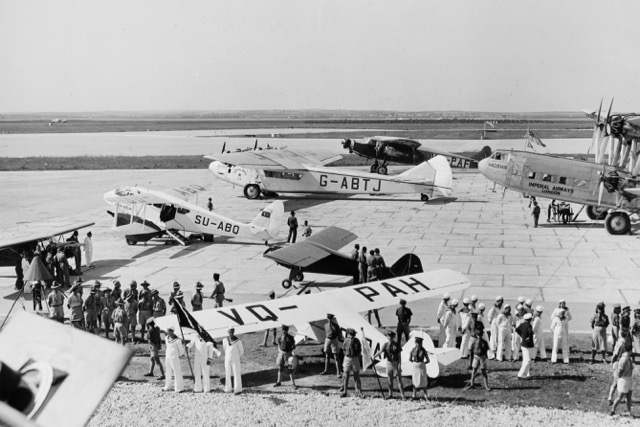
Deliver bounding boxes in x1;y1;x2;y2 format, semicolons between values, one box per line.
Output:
469;295;478;311
409;336;429;401
138;281;153;339
47;283;66;322
351;244;360;261
123;280;139;301
321;313;343;377
301;220;312;239
610;344;634;417
366;251;382;326
83;288;99;334
373;331;405;400
151;289;166;318
516;313;535;379
396;299;413;345
207;197;213;212
358;246;367;284
459;298;472;358
512;304;525;361
83;231;93;268
373;248;386;279
67;283;84;330
101;288;115;339
465;324;491;391
437;293;451;346
531;201;541;227
125;293;139;343
550;308;570;364
287;211;298;243
55;248;71;288
171;290;186;315
32;281;43;311
340;328;362;398
223;328;244;395
274;325;297;389
66;230;82;273
443;299;460;349
487;296;504;358
111;280;122;301
590;302;610;364
632;309;640;363
608;330;629;404
620;305;632;339
524;299;534;315
188;334;220;393
496;304;513;362
477;304;487;338
191;282;204;311
168;281;180;308
112;299;128;345
611;303;622;347
144;318;165;380
532;306;547;361
550;299;572;331
262;291;278;347
163;326;186;393
210;274;225;308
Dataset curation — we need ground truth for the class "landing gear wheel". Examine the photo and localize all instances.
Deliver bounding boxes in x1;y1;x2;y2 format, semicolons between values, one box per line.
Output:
243;184;261;200
125;237;137;246
421;194;429;202
282;279;292;289
586;205;608;220
605;211;631;235
377;165;388;175
370;163;379;173
294;272;304;282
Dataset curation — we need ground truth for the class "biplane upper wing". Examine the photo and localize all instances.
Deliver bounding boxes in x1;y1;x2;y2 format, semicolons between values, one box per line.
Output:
203;149;342;170
263;226;357;267
154;269;470;339
0;221;95;251
103;184;207;206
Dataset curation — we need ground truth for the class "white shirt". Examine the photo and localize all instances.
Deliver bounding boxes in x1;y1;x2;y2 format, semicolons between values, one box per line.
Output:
166;336;185;359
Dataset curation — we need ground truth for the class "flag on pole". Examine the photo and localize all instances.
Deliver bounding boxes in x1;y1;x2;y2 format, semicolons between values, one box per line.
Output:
359;329;378;372
172;301;217;346
525;128;546;148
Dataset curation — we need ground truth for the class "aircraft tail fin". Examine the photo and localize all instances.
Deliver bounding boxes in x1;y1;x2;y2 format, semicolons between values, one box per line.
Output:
428;155;453;198
387;253;424;278
250;200;285;240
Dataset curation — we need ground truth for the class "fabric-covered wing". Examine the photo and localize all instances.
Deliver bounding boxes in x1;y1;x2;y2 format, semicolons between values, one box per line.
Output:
154;269;470;340
370;136;422;149
0;221;95;250
103;185;202;206
263;226;357;268
203;149;342;170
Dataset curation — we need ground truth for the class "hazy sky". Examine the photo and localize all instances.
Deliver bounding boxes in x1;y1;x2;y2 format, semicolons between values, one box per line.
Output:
2;0;640;113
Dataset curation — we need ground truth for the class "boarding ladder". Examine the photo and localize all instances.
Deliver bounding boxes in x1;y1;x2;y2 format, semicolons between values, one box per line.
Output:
166;229;190;246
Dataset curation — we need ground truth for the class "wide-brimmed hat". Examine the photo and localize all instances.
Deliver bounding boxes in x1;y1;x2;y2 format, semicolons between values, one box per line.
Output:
141;281;150;288
173;282;180;289
195;282;204;290
151;289;159;296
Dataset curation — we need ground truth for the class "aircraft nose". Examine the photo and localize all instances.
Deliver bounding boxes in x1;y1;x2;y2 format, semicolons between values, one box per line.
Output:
478;158;488;177
208;161;222;176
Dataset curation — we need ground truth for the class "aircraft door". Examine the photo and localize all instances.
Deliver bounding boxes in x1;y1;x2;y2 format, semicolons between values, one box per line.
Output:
159;204;177;223
505;156;524;188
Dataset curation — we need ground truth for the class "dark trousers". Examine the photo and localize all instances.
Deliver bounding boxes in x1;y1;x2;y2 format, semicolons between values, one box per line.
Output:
287;228;297;243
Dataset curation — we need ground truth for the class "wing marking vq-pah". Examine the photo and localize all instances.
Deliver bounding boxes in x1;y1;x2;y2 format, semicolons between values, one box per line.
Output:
155;269;470;378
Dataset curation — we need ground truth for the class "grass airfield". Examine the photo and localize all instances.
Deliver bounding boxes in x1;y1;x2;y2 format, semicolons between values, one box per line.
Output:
1;127;640;425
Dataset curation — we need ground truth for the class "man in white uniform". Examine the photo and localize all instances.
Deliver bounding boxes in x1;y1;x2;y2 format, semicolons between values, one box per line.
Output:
550;308;570;364
223;328;244;395
83;231;93;268
188;335;221;392
163;326;186;392
436;293;451;347
487;296;504;358
532;305;547;360
443;299;460;349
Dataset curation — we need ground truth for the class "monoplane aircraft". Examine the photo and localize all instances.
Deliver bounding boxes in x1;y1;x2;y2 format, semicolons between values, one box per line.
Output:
263;226;423;289
104;185;284;246
155;269;468;378
478;150;640;235
205;149;453;202
342;136;491;174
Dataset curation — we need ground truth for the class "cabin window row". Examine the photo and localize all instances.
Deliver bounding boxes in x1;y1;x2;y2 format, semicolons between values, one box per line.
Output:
524;171;586;187
264;171;303;180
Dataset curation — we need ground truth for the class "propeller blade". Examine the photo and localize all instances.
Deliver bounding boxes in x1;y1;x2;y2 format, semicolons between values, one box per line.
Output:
221;142;226;154
619;140;630;167
596;98;603;124
254;139;258;151
598;181;605;206
604;98;614;135
633;153;640;176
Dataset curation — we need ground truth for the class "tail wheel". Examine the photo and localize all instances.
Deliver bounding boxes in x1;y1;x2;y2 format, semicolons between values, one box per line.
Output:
282;279;292;289
586;205;608;220
377;165;388;175
125;237;137;246
421;194;429;202
605;211;631;235
243;184;261;199
294;272;304;282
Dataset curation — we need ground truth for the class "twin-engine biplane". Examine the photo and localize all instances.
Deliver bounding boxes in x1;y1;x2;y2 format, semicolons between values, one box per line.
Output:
263;226;423;289
204;149;453;202
104;185;284;246
155;269;469;378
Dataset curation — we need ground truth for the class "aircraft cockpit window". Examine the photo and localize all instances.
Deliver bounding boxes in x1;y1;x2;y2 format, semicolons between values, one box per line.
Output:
527;171;536;179
542;174;555;182
176;208;190;215
558;177;567;185
492;152;502;160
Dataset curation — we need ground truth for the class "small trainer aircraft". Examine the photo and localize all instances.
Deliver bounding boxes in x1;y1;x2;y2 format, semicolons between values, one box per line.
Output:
204;149;453;202
103;185;284;246
263;226;423;289
342;136;491;174
155;269;468;378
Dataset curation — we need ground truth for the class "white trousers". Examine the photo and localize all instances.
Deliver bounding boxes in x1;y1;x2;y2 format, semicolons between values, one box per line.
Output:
85;248;93;267
438;323;446;348
518;347;534;378
552;334;569;363
193;357;211;392
512;332;522;360
224;358;242;393
443;327;456;348
164;357;184;392
534;333;547;359
496;328;512;361
489;322;498;352
460;331;471;357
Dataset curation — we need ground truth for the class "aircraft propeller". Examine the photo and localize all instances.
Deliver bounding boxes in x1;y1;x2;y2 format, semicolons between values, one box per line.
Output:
590;99;640;171
341;139;353;153
254;139;258;151
221;142;226;154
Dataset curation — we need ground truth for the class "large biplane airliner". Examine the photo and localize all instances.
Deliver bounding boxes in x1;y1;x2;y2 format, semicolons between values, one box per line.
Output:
263;226;423;289
104;185;284;246
204;149;453;202
155;269;469;378
342;136;491;174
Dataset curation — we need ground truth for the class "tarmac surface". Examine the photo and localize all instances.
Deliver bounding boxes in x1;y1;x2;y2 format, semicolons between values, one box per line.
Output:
2;159;640;333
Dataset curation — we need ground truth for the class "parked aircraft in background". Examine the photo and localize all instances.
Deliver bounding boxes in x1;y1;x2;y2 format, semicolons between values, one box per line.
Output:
104;185;284;246
155;269;468;378
478;150;640;235
263;226;423;289
342;136;491;174
205;149;453;202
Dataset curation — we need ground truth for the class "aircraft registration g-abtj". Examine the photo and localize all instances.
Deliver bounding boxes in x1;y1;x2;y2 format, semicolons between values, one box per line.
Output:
204;148;453;202
103;185;284;246
342;136;490;174
155;269;469;378
478;150;640;235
